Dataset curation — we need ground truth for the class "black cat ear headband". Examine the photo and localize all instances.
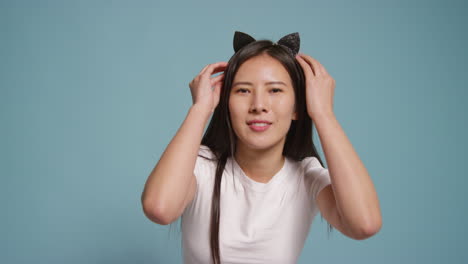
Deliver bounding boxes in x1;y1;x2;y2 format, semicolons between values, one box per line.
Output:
233;31;300;56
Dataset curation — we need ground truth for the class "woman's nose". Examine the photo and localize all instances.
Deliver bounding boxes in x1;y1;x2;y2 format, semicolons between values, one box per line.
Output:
249;91;269;113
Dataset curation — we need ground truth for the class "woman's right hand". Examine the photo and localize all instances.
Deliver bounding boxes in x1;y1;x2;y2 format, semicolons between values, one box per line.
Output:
189;62;228;113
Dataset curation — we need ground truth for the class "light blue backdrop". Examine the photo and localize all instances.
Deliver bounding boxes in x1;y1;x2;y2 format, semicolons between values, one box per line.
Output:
2;0;467;263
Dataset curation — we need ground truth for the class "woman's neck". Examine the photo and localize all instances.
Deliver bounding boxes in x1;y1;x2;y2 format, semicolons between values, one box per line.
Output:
234;144;285;184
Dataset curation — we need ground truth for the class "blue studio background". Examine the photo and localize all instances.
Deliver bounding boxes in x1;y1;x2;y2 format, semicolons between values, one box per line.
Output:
2;0;467;263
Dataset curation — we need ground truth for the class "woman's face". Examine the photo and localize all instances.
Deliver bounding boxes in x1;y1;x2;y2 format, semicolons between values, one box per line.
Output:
229;53;297;152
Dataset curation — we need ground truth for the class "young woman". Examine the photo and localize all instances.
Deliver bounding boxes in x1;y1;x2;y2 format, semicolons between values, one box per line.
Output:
142;31;382;264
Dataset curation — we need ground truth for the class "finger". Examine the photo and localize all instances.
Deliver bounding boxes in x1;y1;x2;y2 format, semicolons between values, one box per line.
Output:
207;62;228;76
297;53;319;76
296;55;316;80
298;53;326;76
201;62;228;76
308;56;328;75
210;72;225;84
210;66;227;77
212;79;223;95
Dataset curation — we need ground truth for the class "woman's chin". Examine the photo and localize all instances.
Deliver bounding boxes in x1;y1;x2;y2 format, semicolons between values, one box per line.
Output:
238;139;283;152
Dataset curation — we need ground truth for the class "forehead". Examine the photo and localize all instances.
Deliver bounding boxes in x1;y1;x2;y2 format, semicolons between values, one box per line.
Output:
233;54;292;85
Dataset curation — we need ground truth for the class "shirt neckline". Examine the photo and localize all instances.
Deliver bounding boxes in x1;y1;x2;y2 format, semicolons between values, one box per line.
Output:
230;156;290;193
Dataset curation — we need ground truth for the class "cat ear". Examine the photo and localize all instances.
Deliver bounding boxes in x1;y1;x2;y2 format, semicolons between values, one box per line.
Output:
233;31;256;53
277;32;300;56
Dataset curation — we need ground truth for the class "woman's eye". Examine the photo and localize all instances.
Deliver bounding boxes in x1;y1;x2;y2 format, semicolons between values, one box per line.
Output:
236;88;249;93
271;88;282;93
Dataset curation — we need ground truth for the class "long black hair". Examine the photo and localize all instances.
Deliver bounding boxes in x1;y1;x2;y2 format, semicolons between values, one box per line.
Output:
173;39;333;264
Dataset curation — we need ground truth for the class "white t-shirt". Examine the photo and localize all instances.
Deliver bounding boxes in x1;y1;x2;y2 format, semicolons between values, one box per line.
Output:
181;145;332;264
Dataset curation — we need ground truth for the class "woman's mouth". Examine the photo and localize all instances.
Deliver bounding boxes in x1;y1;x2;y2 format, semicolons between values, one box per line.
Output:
247;120;272;132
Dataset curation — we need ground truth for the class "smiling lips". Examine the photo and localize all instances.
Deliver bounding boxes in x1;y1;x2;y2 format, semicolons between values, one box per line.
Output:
247;120;272;132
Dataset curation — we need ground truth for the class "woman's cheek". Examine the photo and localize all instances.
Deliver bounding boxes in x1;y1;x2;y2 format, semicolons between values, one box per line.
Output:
275;97;295;114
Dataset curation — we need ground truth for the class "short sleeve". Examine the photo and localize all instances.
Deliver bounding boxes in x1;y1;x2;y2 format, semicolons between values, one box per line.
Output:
302;156;332;204
193;145;216;187
184;145;216;211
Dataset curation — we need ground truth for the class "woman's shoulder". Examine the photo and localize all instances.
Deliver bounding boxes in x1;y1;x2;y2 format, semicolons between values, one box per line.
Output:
300;156;323;169
194;145;218;184
198;145;216;160
299;155;330;184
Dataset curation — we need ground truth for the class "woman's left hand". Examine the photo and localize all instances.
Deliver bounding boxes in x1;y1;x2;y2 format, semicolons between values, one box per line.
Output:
295;53;336;120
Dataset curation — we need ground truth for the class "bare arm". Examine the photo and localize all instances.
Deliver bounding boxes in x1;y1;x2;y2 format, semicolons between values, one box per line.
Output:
141;62;227;225
141;105;211;224
315;113;381;239
296;53;382;239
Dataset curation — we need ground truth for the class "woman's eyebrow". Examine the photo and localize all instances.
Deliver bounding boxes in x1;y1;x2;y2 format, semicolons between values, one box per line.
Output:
232;81;287;87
